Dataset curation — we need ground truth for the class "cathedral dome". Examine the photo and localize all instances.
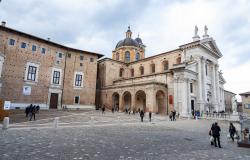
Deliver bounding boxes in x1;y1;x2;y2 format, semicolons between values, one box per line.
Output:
115;38;139;49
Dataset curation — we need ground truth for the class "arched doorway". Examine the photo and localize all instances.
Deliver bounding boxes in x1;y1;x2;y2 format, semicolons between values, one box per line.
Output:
123;91;131;111
156;90;166;114
112;92;119;111
135;90;146;112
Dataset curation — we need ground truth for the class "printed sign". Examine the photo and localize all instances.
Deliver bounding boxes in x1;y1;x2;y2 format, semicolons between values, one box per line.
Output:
23;86;31;95
4;101;11;110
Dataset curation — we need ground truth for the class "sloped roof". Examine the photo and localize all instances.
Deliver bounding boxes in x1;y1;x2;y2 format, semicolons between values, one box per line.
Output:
239;91;250;95
0;25;103;58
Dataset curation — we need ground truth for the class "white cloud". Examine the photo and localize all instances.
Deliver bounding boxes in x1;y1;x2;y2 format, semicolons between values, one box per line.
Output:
1;0;250;99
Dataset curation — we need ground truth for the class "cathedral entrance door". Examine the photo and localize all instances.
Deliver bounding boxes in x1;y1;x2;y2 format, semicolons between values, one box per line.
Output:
135;90;146;112
112;93;119;111
123;91;131;111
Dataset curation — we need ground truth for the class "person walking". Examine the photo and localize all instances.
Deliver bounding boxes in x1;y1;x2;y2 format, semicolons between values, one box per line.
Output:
112;107;114;113
229;122;236;141
169;111;173;121
102;105;105;114
25;104;32;117
149;111;152;122
209;123;215;145
211;122;222;148
29;105;36;121
140;110;144;122
172;110;176;121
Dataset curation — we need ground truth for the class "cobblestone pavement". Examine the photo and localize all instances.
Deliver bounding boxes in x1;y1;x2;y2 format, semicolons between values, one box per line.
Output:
7;109;92;124
0;111;249;160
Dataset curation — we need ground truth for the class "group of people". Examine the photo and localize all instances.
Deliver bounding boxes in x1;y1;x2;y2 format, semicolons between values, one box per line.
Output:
169;110;177;121
209;122;239;148
25;104;40;121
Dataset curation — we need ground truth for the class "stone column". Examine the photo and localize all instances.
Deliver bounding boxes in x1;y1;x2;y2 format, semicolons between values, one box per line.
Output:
119;94;123;112
211;64;217;104
181;78;188;116
215;64;220;111
131;93;136;111
201;58;207;103
186;79;191;116
173;76;178;111
146;87;156;112
197;57;205;112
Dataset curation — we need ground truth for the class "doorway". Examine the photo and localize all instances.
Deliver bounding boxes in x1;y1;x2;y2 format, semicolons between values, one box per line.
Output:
191;100;194;116
50;93;58;109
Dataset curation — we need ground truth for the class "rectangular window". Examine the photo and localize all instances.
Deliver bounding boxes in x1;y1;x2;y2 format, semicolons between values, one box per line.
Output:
190;83;193;93
90;57;94;62
245;104;250;109
41;48;46;54
9;39;15;45
75;74;82;86
67;53;71;58
27;66;37;81
80;55;84;61
80;63;83;67
53;71;60;84
58;52;63;58
74;96;80;104
32;45;37;52
21;42;27;48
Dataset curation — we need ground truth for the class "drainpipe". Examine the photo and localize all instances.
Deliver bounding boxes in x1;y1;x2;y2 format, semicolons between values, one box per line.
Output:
61;51;68;109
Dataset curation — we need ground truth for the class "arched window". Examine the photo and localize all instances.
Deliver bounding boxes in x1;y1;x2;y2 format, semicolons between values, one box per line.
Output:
135;53;140;61
131;68;134;77
139;66;144;75
125;51;130;62
119;68;124;77
116;52;119;60
162;61;168;71
151;63;155;73
176;56;181;64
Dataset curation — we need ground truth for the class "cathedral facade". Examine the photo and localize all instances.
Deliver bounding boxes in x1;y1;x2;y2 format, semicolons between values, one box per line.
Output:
96;26;226;117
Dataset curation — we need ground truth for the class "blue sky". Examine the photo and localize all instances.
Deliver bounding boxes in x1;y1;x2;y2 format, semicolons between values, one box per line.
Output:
1;0;250;100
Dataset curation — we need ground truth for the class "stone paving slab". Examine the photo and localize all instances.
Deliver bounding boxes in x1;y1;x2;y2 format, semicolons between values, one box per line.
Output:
1;113;250;160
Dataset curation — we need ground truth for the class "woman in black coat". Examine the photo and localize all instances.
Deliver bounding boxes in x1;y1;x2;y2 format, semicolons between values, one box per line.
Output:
229;122;236;141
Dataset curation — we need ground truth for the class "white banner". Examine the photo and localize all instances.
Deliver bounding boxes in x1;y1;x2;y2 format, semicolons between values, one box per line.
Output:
4;101;11;110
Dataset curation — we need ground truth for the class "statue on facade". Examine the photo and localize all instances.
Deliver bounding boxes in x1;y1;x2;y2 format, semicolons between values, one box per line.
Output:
194;25;198;36
231;96;237;114
203;25;209;39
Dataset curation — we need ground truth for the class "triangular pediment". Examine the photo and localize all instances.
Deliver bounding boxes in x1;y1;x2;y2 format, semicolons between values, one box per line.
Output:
200;38;223;58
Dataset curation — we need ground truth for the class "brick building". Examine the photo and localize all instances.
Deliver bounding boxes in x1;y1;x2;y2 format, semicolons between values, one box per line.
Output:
224;90;236;113
239;91;250;115
0;22;102;109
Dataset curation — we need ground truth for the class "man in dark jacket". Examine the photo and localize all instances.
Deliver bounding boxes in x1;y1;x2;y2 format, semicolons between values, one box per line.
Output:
140;110;144;122
149;111;152;122
211;122;222;148
29;105;36;121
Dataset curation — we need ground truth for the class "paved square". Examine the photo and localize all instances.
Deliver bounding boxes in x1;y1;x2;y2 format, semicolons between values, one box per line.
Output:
0;111;249;160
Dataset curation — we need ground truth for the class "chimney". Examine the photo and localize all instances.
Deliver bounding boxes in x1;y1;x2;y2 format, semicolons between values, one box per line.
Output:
47;38;50;41
1;21;6;27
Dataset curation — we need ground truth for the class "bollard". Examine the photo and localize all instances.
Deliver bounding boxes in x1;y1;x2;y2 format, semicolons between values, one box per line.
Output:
195;116;198;120
53;117;59;128
2;117;9;130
